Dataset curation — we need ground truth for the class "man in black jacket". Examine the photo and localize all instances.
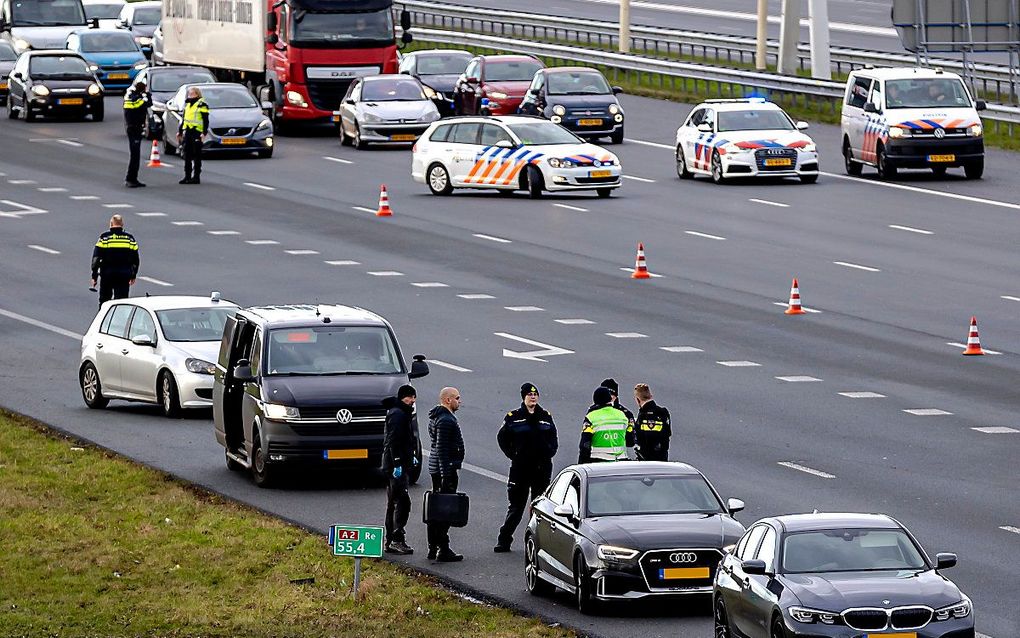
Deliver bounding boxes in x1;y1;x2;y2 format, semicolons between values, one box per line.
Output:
494;383;557;553
383;384;417;555
426;386;465;562
90;215;139;304
633;383;671;461
123;80;151;188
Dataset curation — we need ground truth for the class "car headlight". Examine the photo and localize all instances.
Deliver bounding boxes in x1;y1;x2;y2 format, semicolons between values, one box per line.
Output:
487;91;508;100
967;123;983;137
134;60;147;70
362;111;383;123
597;545;639;562
137;36;152;46
263;403;300;420
547;157;576;168
888;126;907;138
934;598;971;621
87;83;101;96
552;104;566;116
422;109;440;122
788;607;839;624
608;103;620;114
256;118;272;131
31;84;50;96
185;358;216;375
89;64;100;72
14;38;31;52
422;85;437;99
285;90;307;107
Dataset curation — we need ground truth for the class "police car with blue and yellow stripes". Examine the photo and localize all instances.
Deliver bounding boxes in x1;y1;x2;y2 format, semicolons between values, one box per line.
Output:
412;115;622;198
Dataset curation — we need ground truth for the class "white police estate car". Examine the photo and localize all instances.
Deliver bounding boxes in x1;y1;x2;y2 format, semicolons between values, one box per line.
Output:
674;99;819;184
412;115;622;198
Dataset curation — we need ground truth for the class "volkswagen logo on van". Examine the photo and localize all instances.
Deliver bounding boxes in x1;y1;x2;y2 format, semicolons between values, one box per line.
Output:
669;552;698;564
336;409;353;424
933;128;946;139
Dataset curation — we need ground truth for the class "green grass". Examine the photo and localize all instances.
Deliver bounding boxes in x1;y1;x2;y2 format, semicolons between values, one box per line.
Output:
0;410;575;638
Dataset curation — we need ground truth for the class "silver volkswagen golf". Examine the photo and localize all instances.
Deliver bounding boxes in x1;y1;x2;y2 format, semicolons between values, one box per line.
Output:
79;294;238;417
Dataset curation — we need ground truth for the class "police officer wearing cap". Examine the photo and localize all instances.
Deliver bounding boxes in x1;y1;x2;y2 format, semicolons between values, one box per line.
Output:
383;384;417;555
579;385;634;463
494;383;558;553
601;378;636;433
633;383;671;461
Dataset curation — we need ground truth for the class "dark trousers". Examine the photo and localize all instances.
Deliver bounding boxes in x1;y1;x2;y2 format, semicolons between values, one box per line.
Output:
182;131;203;180
636;439;669;461
98;276;131;304
426;471;459;551
385;471;411;544
497;462;552;547
126;128;143;183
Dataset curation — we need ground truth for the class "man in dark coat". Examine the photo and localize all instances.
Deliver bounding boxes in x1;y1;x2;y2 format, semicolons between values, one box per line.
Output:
426;386;465;562
122;80;151;188
633;383;671;461
383;384;417;555
90;214;139;304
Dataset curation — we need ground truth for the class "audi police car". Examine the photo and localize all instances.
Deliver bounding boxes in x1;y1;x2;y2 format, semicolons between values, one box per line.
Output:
412;115;622;198
675;98;819;184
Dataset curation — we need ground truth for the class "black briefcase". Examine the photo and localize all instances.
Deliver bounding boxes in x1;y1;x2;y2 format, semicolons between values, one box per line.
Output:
422;491;470;528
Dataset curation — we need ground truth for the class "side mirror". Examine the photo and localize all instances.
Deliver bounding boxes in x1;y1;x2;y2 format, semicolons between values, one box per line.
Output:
863;102;880;113
400;8;411;31
232;364;254;382
935;552;957;570
131;334;155;347
495;139;514;149
119;18;128;27
344;97;355;105
89;17;99;28
741;559;768;575
696;122;712;133
612;85;623;94
257;85;270;102
529;87;539;95
408;354;430;379
796;120;809;130
553;503;576;518
265;33;278;45
726;497;745;514
401;31;413;45
12;71;22;80
260;100;273;110
466;76;479;85
266;11;277;31
975;99;986;111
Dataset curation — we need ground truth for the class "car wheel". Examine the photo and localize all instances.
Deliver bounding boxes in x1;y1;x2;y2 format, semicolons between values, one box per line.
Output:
771;617;787;638
876;144;897;180
931;165;947;177
676;144;693;179
843;139;862;176
80;363;109;409
163;132;176;156
92;106;104;122
596;187;613;198
353;125;367;150
525;535;554;596
710;151;726;184
574;555;596;615
339;122;352;146
225;448;243;472
7;97;17;119
714;597;732;638
251;424;276;488
23;105;36;122
799;173;818;184
964;159;984;179
427;163;453;196
524;165;544;199
159;371;182;418
610;128;624;144
496;188;515;197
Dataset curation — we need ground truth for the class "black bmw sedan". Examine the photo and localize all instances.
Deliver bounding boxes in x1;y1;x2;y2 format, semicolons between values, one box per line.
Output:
524;461;746;614
714;513;973;638
518;66;625;143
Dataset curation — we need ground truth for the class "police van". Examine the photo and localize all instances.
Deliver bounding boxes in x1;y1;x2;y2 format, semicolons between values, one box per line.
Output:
840;67;986;180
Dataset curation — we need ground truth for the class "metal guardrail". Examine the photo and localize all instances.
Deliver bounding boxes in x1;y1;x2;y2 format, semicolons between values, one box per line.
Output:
402;0;1020;104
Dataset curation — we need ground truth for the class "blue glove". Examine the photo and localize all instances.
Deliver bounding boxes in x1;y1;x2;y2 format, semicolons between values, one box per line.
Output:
392;466;403;479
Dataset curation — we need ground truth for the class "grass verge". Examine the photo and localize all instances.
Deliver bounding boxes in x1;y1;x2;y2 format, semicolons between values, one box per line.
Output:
0;410;574;638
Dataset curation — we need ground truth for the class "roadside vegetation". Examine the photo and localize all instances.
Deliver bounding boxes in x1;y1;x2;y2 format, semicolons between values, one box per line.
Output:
0;410;574;638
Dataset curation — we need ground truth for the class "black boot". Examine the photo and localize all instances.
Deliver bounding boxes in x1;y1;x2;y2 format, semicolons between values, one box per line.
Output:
435;548;463;562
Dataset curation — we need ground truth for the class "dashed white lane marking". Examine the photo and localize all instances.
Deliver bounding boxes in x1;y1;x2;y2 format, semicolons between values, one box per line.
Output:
103;203;133;209
972;426;1019;434
429;359;473;373
553;203;588;212
171;220;204;226
903;408;953;416
717;360;761;367
773;302;822;313
29;137;83;147
135;212;166;217
421;450;507;483
70;195;99;200
620;268;664;278
1000;526;1020;535
352;206;377;214
976;632;994;638
37;187;67;192
685;230;726;241
367;271;404;276
0;200;47;218
57;139;83;147
28;244;60;255
7;179;36;184
324;260;360;266
555;319;595;325
833;261;881;272
776;375;822;382
245;239;279;245
889;224;934;235
207;230;240;235
839;391;886;398
137;276;173;287
505;306;544;312
630;139;672;150
661;345;703;353
244;182;275;191
323;156;353;165
1001;295;1020;302
458;294;495;300
946;342;1002;355
411;282;449;288
606;332;647;338
473;233;512;243
622;175;655;183
285;249;320;255
748;198;789;208
778;461;836;479
0;307;82;340
824;171;1020;212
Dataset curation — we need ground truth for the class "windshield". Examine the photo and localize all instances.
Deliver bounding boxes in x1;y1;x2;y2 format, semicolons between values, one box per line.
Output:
29;55;91;76
132;6;159;24
547;70;611;95
79;32;138;52
0;42;17;61
12;0;86;26
155;307;235;342
150;69;214;92
266;326;403;376
362;77;425;102
508;122;582;146
781;529;928;574
885;78;971;109
193;86;257;108
717;109;794;132
416;53;471;75
83;3;122;19
485;59;542;82
586;475;724;516
291;8;393;46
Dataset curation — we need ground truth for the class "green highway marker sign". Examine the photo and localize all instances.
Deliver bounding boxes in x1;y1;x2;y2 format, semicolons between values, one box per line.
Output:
329;525;384;558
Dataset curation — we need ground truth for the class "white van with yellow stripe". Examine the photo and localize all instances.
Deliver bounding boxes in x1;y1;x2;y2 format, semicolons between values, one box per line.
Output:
412;115;622;198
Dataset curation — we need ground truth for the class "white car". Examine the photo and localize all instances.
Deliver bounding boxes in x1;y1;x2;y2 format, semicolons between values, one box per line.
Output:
412;115;622;198
79;294;238;417
674;98;819;184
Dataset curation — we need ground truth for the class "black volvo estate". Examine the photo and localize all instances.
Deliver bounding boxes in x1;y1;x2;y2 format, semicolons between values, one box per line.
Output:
213;304;429;488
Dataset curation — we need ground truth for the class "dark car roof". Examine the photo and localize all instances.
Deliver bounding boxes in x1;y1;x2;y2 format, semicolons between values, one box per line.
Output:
543;66;604;75
149;65;211;74
770;513;900;533
25;50;88;58
240;304;389;329
575;461;703;479
479;55;541;63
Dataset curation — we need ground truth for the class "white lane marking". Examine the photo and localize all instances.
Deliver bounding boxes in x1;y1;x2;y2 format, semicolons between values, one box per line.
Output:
367;271;404;276
352;206;377;213
496;332;574;362
244;182;275;191
661;345;703;353
421;450;507;483
7;179;37;184
972;426;1019;434
429;359;472;373
889;224;934;235
1000;526;1020;535
555;319;596;325
773;301;822;313
323;156;354;165
824;171;1020;212
324;260;360;266
458;293;495;300
103;203;133;209
171;221;204;226
776;375;822;382
135;212;166;217
947;342;1002;355
778;461;836;479
28;244;60;255
976;632;994;638
137;276;173;287
29;137;83;147
622;175;656;183
717;360;761;367
285;249;320;255
630;139;673;150
411;282;449;288
57;139;83;147
903;408;952;416
37;187;67;192
606;332;647;338
839;391;886;398
207;230;241;235
685;230;726;240
473;233;512;243
1001;295;1020;302
245;239;279;245
833;261;881;272
748;198;789;208
70;195;100;200
620;267;664;278
0;200;48;218
553;203;588;212
0;307;82;340
505;306;544;312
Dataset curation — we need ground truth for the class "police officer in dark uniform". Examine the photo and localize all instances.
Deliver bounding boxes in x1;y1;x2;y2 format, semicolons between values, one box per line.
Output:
383;384;417;555
633;383;671;461
123;80;151;188
494;383;558;553
601;378;635;432
90;214;139;304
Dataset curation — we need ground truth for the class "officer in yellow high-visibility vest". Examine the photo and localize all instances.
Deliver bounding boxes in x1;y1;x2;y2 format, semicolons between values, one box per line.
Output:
176;87;209;184
578;386;634;463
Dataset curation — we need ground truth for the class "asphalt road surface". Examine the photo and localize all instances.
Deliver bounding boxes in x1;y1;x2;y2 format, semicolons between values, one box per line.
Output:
1;91;1018;638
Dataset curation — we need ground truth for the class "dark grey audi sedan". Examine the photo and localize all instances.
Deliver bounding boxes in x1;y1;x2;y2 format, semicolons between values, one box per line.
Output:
524;461;746;614
714;513;973;638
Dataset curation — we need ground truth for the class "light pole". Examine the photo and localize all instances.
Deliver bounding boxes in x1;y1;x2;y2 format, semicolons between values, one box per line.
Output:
620;0;631;53
756;0;768;70
808;0;831;79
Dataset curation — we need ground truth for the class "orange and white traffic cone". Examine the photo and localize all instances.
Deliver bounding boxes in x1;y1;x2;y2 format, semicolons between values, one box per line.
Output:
962;316;984;355
146;140;163;167
631;243;650;279
375;184;393;217
785;278;806;315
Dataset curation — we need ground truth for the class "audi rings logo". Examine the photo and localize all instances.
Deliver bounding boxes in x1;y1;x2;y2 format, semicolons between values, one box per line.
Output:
669;552;698;564
933;128;946;139
336;409;353;424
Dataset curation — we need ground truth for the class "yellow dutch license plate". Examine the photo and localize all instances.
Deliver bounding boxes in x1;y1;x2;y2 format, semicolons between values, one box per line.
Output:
390;133;416;141
58;98;84;105
764;158;793;167
221;137;246;145
928;154;955;162
867;634;916;638
108;73;129;80
578;118;603;126
324;449;369;460
589;169;612;178
660;567;710;580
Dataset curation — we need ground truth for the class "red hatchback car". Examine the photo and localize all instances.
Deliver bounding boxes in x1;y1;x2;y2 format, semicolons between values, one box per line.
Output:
453;54;544;116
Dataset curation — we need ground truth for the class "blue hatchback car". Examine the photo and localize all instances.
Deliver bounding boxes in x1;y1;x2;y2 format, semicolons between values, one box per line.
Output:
65;29;146;92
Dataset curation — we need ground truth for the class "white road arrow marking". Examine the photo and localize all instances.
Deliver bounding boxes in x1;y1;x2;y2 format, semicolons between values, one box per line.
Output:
0;200;48;219
495;332;574;363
